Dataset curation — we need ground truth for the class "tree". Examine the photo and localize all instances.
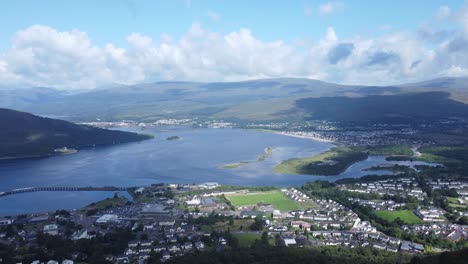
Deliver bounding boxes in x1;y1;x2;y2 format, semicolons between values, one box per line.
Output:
458;216;468;225
229;236;239;248
261;231;269;245
250;215;265;231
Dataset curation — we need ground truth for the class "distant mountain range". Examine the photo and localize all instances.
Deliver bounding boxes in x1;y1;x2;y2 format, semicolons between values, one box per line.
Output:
0;108;152;159
1;77;468;122
296;91;468;124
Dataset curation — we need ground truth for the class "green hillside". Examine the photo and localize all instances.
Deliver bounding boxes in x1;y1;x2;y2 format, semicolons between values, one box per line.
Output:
0;108;152;159
296;92;468;124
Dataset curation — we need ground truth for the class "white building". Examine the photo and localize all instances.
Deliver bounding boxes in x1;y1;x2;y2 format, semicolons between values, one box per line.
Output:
185;197;201;206
96;214;119;224
0;218;12;226
283;238;297;246
43;224;59;236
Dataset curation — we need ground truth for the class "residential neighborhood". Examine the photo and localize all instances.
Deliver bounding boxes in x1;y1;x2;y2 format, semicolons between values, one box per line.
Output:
1;175;467;263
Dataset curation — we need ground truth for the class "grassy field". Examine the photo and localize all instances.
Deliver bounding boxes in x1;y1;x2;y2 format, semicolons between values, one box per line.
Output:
221;162;249;169
448;203;466;209
447;197;467;210
86;195;128;209
274;147;368;176
274;148;340;174
211;219;255;232
375;210;423;224
79;195;129;215
234;233;261;247
226;190;301;211
233;233;275;247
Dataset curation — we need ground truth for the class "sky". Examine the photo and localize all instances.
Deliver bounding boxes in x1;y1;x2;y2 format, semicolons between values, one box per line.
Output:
1;0;468;89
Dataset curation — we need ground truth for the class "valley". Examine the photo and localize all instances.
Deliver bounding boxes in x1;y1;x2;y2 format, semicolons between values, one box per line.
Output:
1;79;468;264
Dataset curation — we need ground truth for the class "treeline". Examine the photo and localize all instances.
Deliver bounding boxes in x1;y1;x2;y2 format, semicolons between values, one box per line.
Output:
166;245;405;264
388;146;468;179
166;246;468;264
410;248;468;264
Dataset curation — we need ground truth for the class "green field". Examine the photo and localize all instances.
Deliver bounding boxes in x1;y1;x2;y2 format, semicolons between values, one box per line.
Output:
211;219;255;232
79;195;129;215
234;233;261;247
274;147;368;176
226;190;301;211
233;233;275;247
447;197;467;210
375;210;423;224
221;162;250;169
448;203;466;209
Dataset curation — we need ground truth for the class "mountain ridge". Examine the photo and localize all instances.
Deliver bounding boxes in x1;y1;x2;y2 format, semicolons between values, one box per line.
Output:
0;77;467;122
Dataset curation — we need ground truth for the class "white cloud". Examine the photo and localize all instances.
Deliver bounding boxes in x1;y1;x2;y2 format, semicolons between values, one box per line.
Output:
436;6;451;20
318;1;344;15
2;4;468;89
127;33;153;49
324;27;338;43
207;10;221;22
440;65;468;77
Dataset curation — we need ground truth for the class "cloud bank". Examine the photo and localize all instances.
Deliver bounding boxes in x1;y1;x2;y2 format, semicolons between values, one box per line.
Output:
1;4;468;89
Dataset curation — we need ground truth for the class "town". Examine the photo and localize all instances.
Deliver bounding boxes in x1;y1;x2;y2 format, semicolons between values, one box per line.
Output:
1;175;467;264
80;116;468;147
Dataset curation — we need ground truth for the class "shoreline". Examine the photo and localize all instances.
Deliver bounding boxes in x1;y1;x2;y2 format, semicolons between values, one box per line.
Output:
0;136;153;161
273;131;335;143
0;149;79;161
0;153;56;161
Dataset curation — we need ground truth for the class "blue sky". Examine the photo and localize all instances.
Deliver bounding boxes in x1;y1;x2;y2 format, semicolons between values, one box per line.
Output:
0;0;468;89
1;0;461;48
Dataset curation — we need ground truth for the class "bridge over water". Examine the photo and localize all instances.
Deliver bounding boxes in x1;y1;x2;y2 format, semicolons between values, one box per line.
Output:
0;186;130;197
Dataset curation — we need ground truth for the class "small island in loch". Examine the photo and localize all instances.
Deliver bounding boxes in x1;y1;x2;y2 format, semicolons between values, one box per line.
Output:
53;147;78;155
166;136;182;141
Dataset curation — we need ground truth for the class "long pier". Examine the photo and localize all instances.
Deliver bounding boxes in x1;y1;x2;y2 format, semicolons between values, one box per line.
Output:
0;186;129;197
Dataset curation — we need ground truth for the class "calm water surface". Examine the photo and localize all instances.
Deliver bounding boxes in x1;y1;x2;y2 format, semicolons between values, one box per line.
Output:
0;128;434;215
